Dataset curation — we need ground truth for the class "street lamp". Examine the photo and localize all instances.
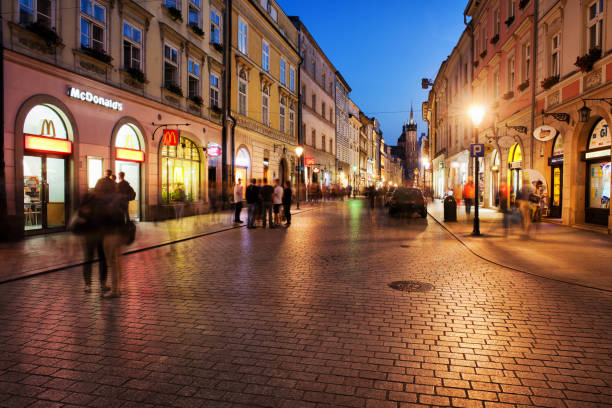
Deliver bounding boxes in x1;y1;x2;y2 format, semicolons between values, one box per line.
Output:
469;105;485;236
295;146;303;209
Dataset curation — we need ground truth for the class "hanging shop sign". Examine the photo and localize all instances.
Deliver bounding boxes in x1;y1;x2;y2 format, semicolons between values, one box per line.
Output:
68;87;123;111
162;129;179;146
116;148;145;162
533;125;557;142
206;142;221;157
305;157;316;166
313;167;320;173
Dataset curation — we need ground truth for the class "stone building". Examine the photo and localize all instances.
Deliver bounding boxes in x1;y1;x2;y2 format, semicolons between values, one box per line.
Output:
334;71;352;180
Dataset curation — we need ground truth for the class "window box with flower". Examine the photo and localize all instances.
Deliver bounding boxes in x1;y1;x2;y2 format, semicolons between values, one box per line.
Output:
126;67;146;83
188;22;204;37
189;95;203;106
474;60;479;68
541;75;559;90
517;80;529;92
165;83;183;96
574;47;601;72
505;16;515;26
490;34;499;45
163;5;182;21
211;42;223;53
80;45;112;64
502;91;514;100
480;49;487;59
25;21;62;47
519;0;529;10
211;105;223;115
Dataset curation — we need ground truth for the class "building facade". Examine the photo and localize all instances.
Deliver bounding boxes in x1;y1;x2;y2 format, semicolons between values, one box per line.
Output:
4;0;226;237
347;98;361;189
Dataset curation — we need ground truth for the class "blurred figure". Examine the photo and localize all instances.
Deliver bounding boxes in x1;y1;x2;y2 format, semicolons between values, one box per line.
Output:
260;178;275;228
233;178;243;224
463;176;475;216
246;178;258;229
517;178;533;236
346;184;352;199
283;181;292;227
273;179;283;226
453;184;462;208
117;171;136;222
498;182;510;235
94;169;115;194
532;180;545;222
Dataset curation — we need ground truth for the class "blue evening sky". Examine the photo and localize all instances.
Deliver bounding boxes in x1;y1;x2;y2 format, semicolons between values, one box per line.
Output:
277;0;467;145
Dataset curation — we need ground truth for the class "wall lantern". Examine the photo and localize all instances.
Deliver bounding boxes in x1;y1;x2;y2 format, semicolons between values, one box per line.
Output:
578;101;592;123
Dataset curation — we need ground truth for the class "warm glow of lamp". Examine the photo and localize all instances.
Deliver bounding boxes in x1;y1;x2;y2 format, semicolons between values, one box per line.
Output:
469;105;486;127
295;146;304;157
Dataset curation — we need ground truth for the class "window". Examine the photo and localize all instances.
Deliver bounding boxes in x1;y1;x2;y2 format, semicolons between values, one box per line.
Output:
587;0;604;50
238;18;247;54
210;73;220;108
87;157;103;189
269;6;277;22
188;59;200;99
322;102;326;117
261;84;269;125
311;129;316;148
289;67;295;92
494;8;500;36
238;70;247;115
161;136;200;204
123;22;142;70
19;0;52;26
280;58;286;85
329;108;333;122
523;42;531;81
164;44;179;87
329;138;333;154
164;0;179;9
311;58;316;80
551;33;560;76
210;9;221;44
188;0;201;28
262;40;270;71
508;56;515;90
322;72;326;89
509;0;516;18
279;97;286;133
289;103;295;137
321;135;326;152
311;93;316;109
80;0;106;51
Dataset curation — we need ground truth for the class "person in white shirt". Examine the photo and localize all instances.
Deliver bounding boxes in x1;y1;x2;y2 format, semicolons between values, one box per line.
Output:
273;179;284;227
233;179;244;223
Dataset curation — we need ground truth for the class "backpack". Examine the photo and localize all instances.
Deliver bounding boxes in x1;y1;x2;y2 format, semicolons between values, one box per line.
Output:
127;186;136;201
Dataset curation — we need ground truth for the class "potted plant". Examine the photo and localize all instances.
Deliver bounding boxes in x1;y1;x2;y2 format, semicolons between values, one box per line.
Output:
25;22;62;47
189;95;203;106
519;0;530;9
80;45;112;64
165;83;183;96
505;15;515;26
574;47;602;72
502;91;514;100
473;60;479;68
211;42;223;53
541;75;560;90
480;49;487;59
164;5;182;21
170;185;186;202
126;67;146;83
211;105;223;115
517;79;529;92
490;34;499;45
188;22;204;36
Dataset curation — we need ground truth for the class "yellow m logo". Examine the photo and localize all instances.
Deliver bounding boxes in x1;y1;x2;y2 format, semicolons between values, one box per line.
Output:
41;120;56;138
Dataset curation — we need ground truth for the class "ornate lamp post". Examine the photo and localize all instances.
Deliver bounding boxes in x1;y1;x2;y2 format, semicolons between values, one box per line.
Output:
295;146;303;209
469;105;485;236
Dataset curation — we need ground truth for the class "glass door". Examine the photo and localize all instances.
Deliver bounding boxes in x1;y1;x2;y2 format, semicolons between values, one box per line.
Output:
550;165;562;218
23;155;66;232
116;161;140;221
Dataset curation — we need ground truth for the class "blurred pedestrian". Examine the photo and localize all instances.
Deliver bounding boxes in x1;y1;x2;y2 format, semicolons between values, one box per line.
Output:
233;178;244;224
283;181;292;227
273;179;283;227
499;182;510;235
94;169;115;194
463;176;475;216
246;178;259;229
517;179;533;236
117;171;136;222
256;179;263;226
346;184;352;199
260;178;275;228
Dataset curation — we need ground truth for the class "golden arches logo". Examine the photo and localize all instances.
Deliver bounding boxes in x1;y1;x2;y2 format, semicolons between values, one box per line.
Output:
41;120;56;138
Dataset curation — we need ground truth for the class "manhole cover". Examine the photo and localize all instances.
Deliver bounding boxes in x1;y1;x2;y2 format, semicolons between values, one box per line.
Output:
388;281;434;292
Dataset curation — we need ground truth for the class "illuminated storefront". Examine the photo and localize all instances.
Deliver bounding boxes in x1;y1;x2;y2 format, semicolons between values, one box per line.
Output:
548;134;564;218
508;143;523;204
490;149;500;207
583;119;610;226
114;123;145;220
161;136;201;204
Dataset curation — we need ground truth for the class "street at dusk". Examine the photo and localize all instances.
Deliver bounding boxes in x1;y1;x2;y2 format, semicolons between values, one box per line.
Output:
1;0;612;406
1;202;611;408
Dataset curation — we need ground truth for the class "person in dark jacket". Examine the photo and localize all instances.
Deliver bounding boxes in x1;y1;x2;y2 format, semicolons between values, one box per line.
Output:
260;178;275;228
116;171;135;222
245;179;259;229
282;181;292;227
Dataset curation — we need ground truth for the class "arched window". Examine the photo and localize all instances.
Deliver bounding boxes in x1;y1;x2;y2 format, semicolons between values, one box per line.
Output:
115;124;141;150
588;119;610;150
509;143;522;163
24;105;68;140
161;136;200;203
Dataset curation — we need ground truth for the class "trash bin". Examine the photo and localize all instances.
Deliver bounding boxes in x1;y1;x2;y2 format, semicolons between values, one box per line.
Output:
444;195;457;222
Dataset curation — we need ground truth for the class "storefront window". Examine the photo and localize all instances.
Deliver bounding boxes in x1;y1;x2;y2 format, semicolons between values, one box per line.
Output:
589;161;610;209
552;134;564;156
115;124;140;150
161;136;200;203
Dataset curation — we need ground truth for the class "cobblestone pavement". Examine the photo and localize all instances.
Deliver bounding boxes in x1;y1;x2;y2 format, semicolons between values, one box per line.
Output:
0;200;611;408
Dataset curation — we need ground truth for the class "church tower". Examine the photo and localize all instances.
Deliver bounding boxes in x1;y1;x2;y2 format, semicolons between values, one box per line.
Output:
405;105;419;179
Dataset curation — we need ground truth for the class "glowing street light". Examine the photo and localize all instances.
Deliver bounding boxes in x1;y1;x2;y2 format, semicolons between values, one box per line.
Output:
469;105;486;128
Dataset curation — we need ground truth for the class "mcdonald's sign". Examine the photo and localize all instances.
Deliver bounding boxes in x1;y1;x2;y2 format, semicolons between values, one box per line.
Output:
162;129;179;146
24;119;72;154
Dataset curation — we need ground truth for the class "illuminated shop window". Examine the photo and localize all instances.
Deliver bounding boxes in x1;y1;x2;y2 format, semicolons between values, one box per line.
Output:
161;136;200;203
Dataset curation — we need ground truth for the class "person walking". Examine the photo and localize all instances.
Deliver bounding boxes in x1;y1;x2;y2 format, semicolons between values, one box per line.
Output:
116;171;136;222
517;179;534;236
233;178;244;224
463;177;475;216
283;181;292;227
245;178;259;229
260;178;275;228
273;179;283;227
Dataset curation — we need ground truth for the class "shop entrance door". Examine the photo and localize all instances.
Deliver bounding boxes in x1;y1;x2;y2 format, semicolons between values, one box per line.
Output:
235;167;247;199
116;161;140;221
509;168;522;205
23;155;66;232
550;165;563;218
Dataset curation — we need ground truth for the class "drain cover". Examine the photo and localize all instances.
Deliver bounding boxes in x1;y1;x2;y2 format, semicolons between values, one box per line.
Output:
388;281;434;292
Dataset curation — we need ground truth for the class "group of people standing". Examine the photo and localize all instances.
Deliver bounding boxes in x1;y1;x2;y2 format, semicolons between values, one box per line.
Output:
234;178;292;229
71;169;136;298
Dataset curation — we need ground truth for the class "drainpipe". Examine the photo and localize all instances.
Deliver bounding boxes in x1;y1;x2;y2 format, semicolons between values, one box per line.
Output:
0;0;8;240
530;1;538;169
223;0;235;208
296;26;303;200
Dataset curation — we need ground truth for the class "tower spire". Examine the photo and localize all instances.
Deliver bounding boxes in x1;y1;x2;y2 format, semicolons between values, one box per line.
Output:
409;103;415;125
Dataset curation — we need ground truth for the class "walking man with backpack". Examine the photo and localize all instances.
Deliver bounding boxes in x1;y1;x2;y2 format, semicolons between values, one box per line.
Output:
117;171;136;221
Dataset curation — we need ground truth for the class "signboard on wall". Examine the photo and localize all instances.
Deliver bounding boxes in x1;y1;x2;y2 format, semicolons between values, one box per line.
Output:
305;157;316;166
207;142;221;157
162;129;179;146
533;125;557;142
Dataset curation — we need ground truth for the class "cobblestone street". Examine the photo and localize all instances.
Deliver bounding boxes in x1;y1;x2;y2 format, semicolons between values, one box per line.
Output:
0;200;611;408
